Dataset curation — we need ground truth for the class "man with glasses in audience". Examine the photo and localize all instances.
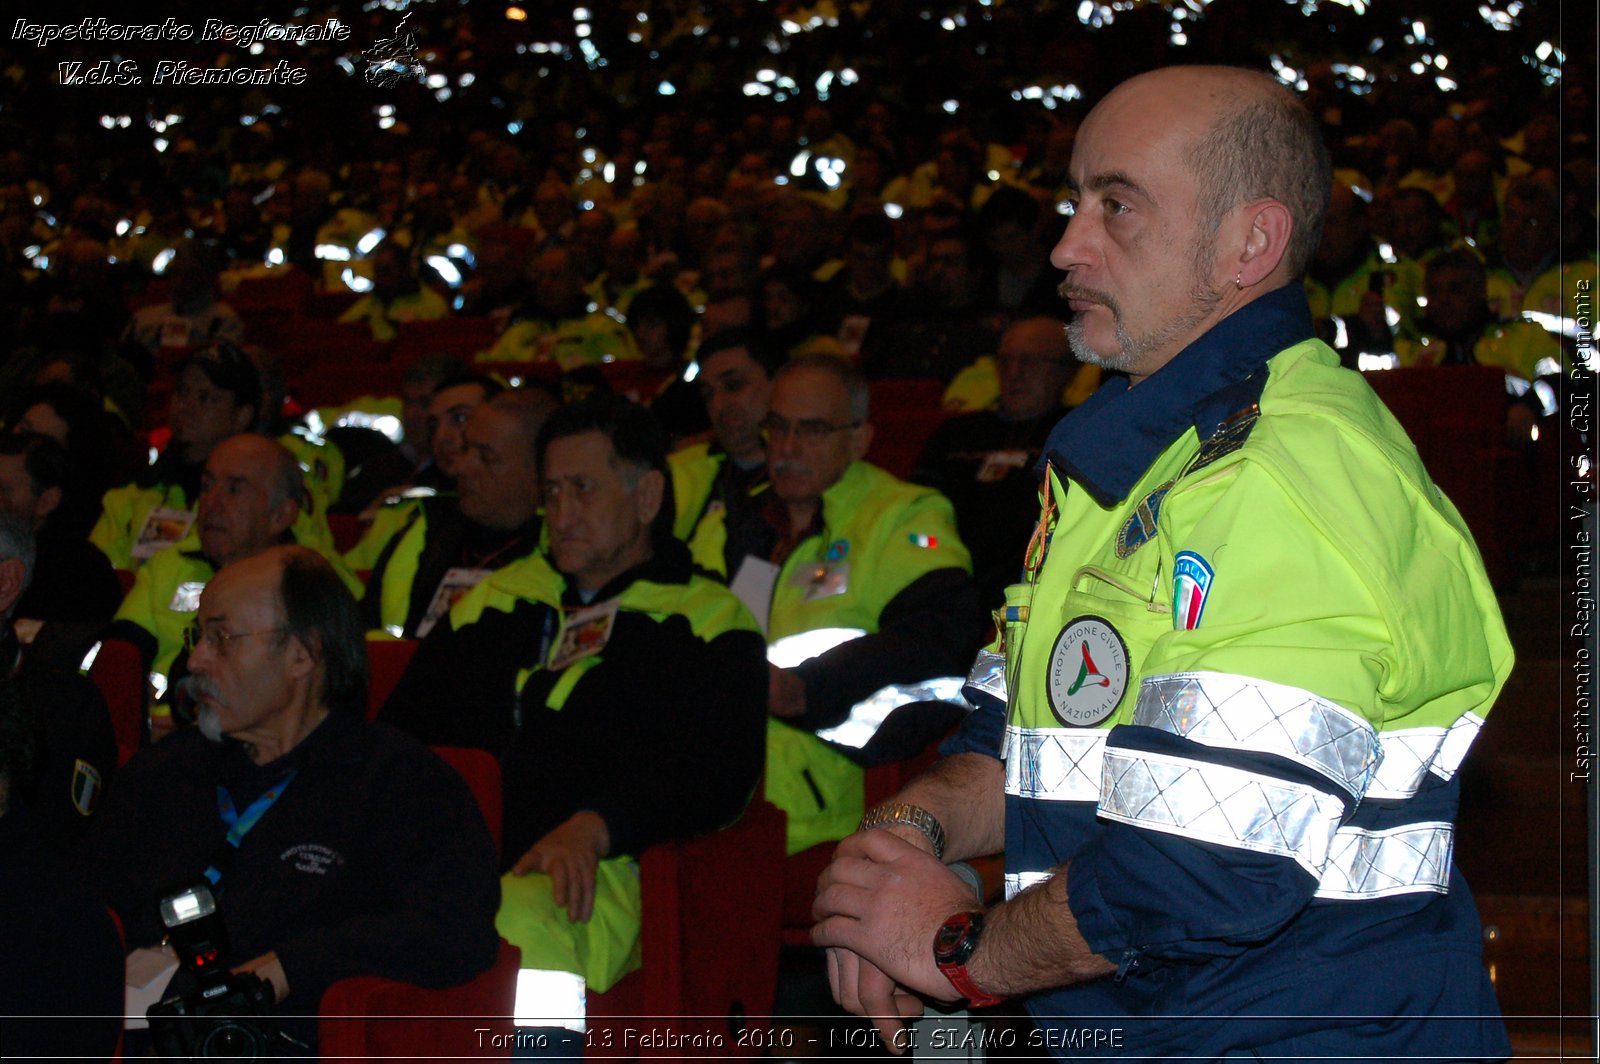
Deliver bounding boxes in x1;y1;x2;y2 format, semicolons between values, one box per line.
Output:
79;545;499;1055
718;354;981;860
109;434;358;736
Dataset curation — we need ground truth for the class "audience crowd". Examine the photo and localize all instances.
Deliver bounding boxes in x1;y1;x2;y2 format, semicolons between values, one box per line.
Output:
0;0;1589;1052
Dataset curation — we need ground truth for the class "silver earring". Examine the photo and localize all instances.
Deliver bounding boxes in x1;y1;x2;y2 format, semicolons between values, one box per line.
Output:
1234;272;1243;290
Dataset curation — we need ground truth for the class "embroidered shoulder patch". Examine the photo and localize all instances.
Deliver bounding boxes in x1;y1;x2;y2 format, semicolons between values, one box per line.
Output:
1180;404;1260;480
1172;551;1215;630
1115;482;1172;558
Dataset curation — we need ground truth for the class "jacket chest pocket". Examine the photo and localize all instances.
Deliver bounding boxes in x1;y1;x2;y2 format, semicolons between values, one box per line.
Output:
1012;562;1170;731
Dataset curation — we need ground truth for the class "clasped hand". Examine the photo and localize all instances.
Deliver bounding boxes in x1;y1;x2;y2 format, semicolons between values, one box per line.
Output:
811;829;980;1052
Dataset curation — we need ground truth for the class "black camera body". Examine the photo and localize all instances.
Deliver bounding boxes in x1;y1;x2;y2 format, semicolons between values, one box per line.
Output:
147;972;278;1060
146;880;286;1060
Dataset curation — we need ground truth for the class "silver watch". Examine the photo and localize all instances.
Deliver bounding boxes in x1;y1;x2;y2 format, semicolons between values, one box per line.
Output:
858;802;947;860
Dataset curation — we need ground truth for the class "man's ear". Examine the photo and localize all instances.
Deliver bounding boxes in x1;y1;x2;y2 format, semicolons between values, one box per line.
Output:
634;468;666;529
34;485;62;524
0;557;24;617
1234;200;1294;289
268;497;301;538
848;421;874;462
231;404;257;436
282;627;318;680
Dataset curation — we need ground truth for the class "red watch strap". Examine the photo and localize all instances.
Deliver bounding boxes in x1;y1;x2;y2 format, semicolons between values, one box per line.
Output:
937;960;1004;1009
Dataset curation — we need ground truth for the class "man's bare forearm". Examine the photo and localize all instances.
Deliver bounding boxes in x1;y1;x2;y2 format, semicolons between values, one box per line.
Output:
968;867;1117;997
879;752;1005;863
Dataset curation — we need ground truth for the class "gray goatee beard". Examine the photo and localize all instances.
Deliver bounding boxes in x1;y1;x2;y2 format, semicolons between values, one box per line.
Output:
196;705;225;743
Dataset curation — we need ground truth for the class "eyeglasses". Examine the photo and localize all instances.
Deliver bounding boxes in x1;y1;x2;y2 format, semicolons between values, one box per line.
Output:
759;413;862;442
184;623;287;655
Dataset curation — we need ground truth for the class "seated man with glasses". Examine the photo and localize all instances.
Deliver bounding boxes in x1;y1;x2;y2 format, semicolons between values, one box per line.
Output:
78;546;500;1055
107;434;360;734
710;354;983;858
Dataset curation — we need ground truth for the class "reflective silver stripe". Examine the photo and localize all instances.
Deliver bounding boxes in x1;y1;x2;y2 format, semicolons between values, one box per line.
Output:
1433;713;1484;781
767;627;967;750
1367;728;1445;798
513;968;587;1031
964;649;1007;707
1365;714;1486;799
1100;748;1344;877
1314;822;1454;900
815;677;967;749
766;627;868;669
1003;870;1052;901
1135;672;1379;798
1004;726;1106;802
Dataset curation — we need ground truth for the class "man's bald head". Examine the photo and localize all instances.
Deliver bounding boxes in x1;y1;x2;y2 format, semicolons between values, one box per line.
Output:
1055;66;1328;382
198;434;305;569
1095;67;1330;281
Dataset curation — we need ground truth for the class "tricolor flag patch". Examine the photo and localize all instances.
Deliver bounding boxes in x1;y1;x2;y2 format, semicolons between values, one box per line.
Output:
908;533;938;549
1172;550;1215;630
71;759;103;817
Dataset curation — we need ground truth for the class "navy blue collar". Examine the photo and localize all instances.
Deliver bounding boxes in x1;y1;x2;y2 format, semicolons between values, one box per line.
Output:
1042;284;1315;507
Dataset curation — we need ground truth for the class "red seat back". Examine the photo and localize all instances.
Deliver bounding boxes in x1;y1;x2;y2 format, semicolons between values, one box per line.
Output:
588;799;787;1056
86;638;145;767
364;639;419;720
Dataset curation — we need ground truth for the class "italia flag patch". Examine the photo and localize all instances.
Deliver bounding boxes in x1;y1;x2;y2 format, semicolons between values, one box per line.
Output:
1172;551;1215;630
71;759;104;817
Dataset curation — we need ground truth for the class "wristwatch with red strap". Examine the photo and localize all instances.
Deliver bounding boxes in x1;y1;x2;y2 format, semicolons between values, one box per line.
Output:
933;910;1004;1008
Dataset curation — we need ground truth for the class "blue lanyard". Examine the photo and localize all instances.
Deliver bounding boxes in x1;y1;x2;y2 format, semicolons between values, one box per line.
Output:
204;770;298;887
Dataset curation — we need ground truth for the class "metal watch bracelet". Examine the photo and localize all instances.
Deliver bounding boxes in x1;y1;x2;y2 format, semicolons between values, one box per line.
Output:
858;802;947;861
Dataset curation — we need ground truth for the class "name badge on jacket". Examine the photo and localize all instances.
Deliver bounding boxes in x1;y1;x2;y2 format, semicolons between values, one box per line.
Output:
415;567;493;639
548;599;620;671
793;561;849;602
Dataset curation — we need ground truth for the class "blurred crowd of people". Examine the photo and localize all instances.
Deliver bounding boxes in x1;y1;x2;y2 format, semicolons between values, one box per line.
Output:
0;0;1591;1053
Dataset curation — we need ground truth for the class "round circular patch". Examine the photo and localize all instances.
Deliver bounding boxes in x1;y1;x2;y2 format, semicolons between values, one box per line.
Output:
1046;615;1129;727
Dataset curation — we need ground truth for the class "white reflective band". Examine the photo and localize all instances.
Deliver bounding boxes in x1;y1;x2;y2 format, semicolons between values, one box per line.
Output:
816;676;967;749
1314;821;1454;900
1364;714;1484;800
766;627;868;669
513;968;587;1032
1100;748;1344;877
964;649;1007;706
1521;309;1579;339
1003;870;1052;900
1005;726;1106;802
1434;713;1483;781
1135;672;1379;798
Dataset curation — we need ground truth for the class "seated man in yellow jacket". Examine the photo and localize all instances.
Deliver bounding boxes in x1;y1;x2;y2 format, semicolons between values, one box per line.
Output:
705;355;984;856
107;434;359;735
90;343;342;569
91;345;262;570
358;388;556;638
377;397;766;1041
